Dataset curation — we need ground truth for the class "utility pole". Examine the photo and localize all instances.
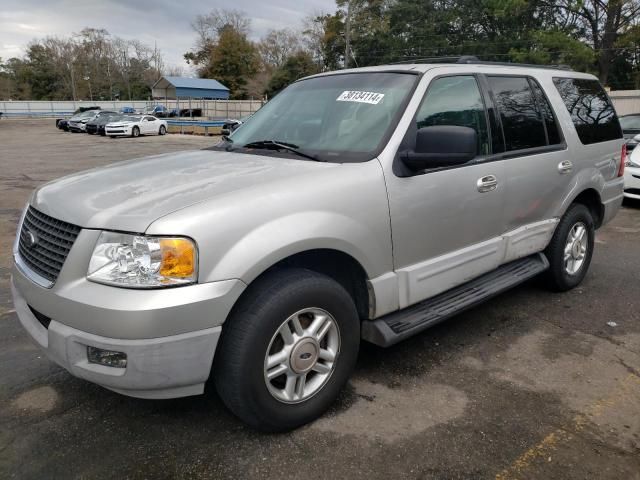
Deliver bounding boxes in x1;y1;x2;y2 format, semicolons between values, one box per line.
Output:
345;0;351;69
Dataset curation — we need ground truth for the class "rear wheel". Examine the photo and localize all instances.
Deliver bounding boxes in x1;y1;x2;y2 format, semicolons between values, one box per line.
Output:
544;203;595;291
131;126;140;138
214;268;359;431
159;125;166;135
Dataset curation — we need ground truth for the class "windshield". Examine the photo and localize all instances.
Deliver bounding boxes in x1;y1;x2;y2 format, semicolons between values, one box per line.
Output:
619;115;640;131
72;110;98;120
227;72;418;162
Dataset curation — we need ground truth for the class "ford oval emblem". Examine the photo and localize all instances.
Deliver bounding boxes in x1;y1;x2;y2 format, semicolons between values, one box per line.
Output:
25;230;38;249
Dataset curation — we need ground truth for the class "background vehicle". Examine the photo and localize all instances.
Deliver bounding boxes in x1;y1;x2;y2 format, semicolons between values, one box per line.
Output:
12;60;625;432
105;115;167;137
624;143;640;200
68;110;108;133
120;106;136;114
86;112;121;135
221;114;252;136
619;114;640;152
145;105;177;118
56;106;100;132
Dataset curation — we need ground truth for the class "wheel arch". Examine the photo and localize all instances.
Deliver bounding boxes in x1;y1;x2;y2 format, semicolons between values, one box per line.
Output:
569;188;604;228
229;248;371;322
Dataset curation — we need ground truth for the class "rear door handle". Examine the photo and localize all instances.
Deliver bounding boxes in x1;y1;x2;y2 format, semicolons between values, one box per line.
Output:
558;160;573;174
477;174;498;193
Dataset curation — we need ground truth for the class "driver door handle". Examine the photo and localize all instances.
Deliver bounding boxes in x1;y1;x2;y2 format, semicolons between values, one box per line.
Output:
477;175;498;193
558;160;573;174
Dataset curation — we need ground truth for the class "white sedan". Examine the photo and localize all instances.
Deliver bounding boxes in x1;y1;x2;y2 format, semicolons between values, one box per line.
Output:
625;141;640;200
105;115;168;138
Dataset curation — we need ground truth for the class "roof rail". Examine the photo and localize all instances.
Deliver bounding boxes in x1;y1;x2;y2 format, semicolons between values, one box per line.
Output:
389;55;573;71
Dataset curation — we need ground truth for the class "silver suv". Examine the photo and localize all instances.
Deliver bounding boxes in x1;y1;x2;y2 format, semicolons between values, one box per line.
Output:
12;59;625;431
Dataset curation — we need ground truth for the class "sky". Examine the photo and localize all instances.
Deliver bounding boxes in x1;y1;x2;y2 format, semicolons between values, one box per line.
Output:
0;0;335;73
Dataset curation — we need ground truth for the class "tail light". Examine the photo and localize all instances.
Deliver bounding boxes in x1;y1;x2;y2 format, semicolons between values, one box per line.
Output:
618;144;626;177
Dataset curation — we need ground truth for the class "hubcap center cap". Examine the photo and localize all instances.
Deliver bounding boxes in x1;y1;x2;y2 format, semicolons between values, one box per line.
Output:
572;241;581;258
290;339;319;374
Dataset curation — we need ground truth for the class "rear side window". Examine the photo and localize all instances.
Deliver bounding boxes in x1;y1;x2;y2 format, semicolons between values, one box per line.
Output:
488;76;547;151
552;78;622;144
416;75;490;155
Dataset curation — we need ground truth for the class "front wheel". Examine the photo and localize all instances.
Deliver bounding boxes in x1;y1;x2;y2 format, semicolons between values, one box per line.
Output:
544;203;595;291
159;125;166;135
214;268;360;432
131;126;140;138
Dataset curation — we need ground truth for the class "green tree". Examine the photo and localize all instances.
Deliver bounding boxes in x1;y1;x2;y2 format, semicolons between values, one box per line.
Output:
193;26;259;99
264;51;319;97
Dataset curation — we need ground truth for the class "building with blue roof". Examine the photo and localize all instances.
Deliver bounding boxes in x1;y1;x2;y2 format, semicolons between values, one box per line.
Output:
151;76;230;100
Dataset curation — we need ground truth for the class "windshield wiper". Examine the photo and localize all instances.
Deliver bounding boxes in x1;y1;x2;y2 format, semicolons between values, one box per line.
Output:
242;140;323;162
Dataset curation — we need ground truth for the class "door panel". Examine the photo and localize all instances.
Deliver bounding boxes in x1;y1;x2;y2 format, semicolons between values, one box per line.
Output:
386;75;506;308
487;76;569;242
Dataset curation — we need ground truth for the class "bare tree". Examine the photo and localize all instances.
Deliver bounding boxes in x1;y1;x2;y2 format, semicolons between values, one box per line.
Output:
258;29;303;70
192;9;251;49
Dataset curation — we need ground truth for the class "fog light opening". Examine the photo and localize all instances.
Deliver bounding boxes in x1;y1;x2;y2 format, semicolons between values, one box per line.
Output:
87;346;127;368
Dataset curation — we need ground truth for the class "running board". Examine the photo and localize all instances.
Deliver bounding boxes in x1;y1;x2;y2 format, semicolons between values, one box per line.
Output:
362;253;549;347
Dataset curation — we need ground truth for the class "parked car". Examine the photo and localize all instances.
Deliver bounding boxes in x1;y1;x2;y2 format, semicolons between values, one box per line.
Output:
179;108;202;117
86;112;121;136
56;106;101;132
145;105;177;118
624;142;640;200
119;106;136;114
105;115;167;137
619;114;640;152
56;119;69;131
220;114;252;136
68;110;106;133
11;59;625;432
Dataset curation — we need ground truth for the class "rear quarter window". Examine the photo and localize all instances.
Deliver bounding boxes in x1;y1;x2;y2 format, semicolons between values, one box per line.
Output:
552;78;622;145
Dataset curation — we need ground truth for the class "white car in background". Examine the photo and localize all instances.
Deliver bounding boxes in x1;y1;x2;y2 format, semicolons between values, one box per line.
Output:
105;115;168;138
625;140;640;200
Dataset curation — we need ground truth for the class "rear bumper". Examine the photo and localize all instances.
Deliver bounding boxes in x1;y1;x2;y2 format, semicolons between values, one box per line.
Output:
12;276;223;399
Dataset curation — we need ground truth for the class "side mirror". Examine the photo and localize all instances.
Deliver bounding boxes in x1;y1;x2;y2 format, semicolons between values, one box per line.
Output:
402;125;478;170
221;128;231;136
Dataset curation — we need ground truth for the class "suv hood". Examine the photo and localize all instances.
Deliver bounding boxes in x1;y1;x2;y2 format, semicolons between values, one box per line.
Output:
31;150;337;232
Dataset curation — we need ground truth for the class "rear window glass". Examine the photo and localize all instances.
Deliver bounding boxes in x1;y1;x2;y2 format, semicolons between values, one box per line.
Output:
488;76;547;151
552;78;622;144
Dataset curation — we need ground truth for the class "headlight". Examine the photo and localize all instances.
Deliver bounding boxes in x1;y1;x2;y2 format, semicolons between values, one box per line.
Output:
87;232;197;288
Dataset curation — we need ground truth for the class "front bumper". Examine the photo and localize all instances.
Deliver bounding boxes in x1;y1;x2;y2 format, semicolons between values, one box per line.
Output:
623;166;640;199
11;228;246;398
105;126;132;136
12;279;221;398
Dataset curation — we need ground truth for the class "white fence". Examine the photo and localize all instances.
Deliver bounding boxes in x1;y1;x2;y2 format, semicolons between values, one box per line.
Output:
0;99;264;119
3;91;640;119
608;91;640;116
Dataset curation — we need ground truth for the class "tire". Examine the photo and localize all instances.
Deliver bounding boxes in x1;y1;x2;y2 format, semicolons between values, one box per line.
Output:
159;125;166;135
131;126;140;138
544;203;595;292
214;268;360;432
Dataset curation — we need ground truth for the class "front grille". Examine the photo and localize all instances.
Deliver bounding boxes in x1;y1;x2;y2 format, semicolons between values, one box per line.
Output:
18;207;81;284
625;187;640;195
